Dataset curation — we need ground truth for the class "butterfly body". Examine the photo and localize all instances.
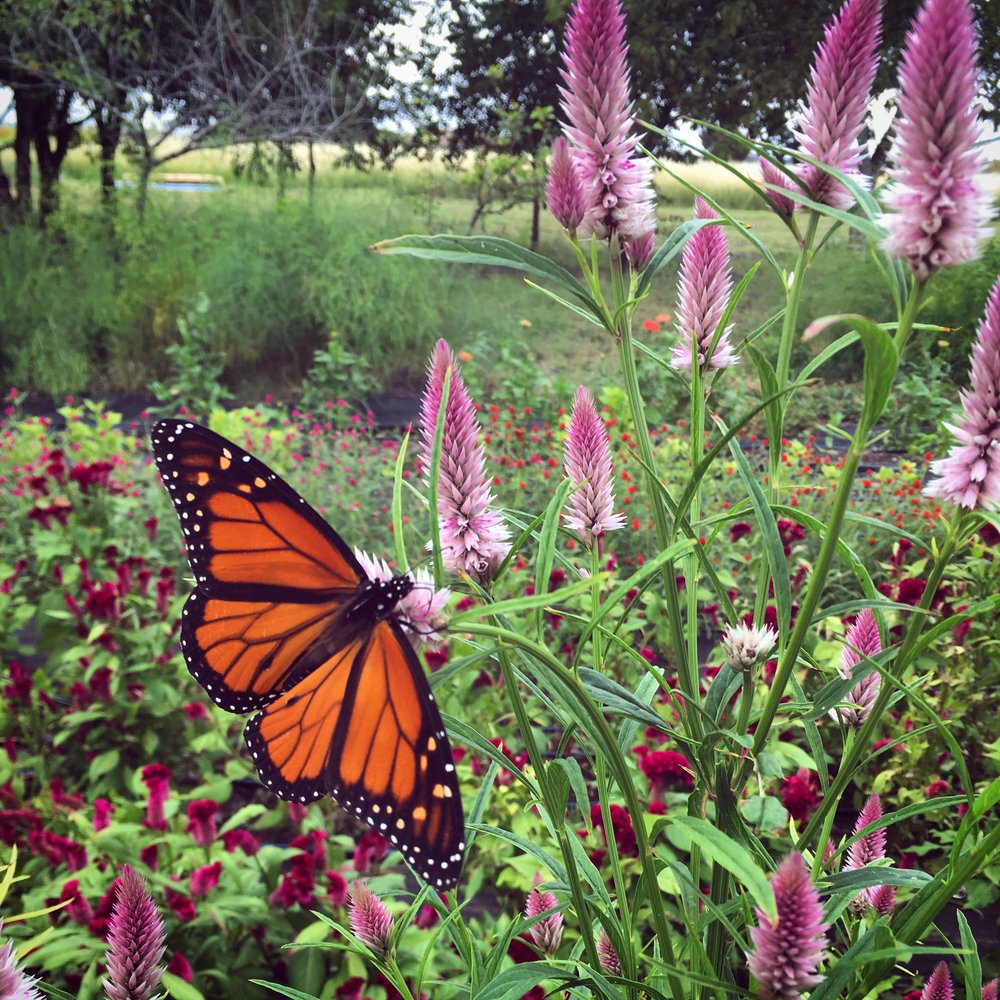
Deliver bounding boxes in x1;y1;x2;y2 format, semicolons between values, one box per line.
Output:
152;419;464;889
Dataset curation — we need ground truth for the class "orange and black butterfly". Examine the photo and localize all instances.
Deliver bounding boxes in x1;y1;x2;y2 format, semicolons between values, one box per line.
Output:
151;419;464;889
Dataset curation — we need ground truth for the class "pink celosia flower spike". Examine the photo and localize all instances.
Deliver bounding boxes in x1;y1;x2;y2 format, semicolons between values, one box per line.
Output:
759;159;796;218
596;928;622;976
924;278;1000;510
419;340;510;584
348;881;393;957
883;0;992;280
524;877;564;955
793;0;882;210
921;961;955;1000
103;866;167;1000
843;793;894;913
558;0;655;249
671;199;738;373
546;136;588;234
983;978;999;1000
0;920;43;1000
747;853;829;999
563;386;624;546
835;608;882;726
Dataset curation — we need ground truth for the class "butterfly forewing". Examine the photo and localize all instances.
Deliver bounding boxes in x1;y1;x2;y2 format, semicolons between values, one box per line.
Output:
151;420;361;601
152;419;465;890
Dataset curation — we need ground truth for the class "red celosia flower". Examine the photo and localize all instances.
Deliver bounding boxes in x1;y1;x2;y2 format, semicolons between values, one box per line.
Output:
185;799;219;847
221;829;259;856
353;830;389;875
589;802;637;856
164;887;196;923
326;870;348;908
638;749;693;802
189;861;222;898
780;768;822;823
141;764;172;832
166;952;193;983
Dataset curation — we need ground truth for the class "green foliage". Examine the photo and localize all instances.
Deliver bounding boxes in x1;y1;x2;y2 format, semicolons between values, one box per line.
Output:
300;330;377;416
148;294;232;420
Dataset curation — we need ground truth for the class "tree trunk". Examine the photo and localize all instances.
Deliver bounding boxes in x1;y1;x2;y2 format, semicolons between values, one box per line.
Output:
12;87;34;223
136;156;153;222
95;107;122;208
308;141;316;202
30;87;76;224
530;190;541;252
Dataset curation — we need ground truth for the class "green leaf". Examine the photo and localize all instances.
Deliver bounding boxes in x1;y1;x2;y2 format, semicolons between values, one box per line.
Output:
371;234;599;314
668;816;776;920
88;748;120;783
579;669;668;731
473;962;559;1000
162;972;208;1000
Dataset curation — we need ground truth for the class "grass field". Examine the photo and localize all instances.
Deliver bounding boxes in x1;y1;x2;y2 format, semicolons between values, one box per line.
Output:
4;134;999;443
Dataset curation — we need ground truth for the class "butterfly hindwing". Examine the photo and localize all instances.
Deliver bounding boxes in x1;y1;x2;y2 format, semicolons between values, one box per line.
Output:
180;589;344;713
246;619;464;889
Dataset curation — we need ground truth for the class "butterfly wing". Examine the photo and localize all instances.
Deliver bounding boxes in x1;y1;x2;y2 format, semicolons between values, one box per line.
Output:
246;617;464;888
152;419;362;710
152;419;465;888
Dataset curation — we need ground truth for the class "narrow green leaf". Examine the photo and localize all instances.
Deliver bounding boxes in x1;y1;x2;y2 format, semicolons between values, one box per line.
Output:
668;816;776;919
163;972;209;1000
635;217;716;299
372;234;598;312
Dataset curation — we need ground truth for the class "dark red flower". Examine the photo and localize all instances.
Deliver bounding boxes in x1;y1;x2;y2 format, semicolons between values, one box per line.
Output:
589;802;638;857
222;829;259;856
637;749;693;800
185;799;219;847
190;861;222;897
353;830;389;875
167;952;193;983
165;887;197;922
729;521;753;542
780;768;822;822
326;870;348;908
141;764;172;831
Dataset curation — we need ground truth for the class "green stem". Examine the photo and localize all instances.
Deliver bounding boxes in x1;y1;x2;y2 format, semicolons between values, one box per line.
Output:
615;325;696;739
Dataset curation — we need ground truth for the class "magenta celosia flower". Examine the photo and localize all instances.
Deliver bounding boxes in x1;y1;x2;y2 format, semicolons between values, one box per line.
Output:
671;199;739;373
558;0;655;248
791;0;882;210
140;764;171;832
983;979;999;1000
94;797;114;832
748;853;829;999
185;799;219;847
843;793;894;913
596;928;622;976
922;962;955;1000
883;0;992;280
924;278;1000;510
103;866;166;1000
189;861;222;898
0;920;42;1000
353;549;450;650
563;386;624;546
546;136;589;233
524;877;563;955
834;608;882;726
348;881;393;956
721;620;777;671
419;340;510;584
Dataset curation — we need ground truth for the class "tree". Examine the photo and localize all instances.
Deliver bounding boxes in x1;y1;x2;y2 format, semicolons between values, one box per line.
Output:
0;0;415;222
430;0;564;248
